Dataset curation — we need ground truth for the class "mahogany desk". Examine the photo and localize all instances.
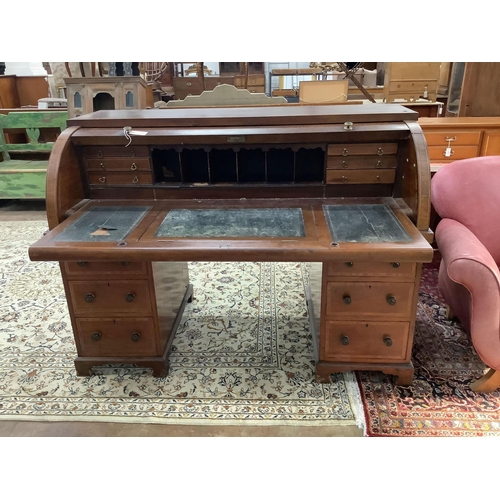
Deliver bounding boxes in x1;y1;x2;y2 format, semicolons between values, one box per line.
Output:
29;104;433;384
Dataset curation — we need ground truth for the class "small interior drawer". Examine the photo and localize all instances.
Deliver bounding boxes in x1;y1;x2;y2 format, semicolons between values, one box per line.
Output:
327;155;397;169
88;172;153;186
86;158;151;172
83;146;149;158
327;143;398;156
326;169;395;184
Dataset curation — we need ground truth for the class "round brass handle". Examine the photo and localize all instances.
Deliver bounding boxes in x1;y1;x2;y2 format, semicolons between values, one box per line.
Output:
386;294;397;305
132;176;139;183
186;82;192;87
85;293;95;303
77;261;87;267
126;293;136;302
342;148;349;156
383;336;393;347
343;295;352;305
391;262;401;268
131;332;141;342
91;331;101;341
130;163;137;171
99;177;106;183
377;147;384;156
345;261;354;267
341;335;350;346
97;151;103;158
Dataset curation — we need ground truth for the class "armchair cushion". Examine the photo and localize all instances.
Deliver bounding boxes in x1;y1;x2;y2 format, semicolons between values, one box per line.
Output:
431;156;500;264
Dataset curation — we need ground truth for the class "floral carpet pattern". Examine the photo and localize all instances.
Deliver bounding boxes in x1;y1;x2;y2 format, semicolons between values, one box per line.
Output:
358;252;500;437
0;221;362;426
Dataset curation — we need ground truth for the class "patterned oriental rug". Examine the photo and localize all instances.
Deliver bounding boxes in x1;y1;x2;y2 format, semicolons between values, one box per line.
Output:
358;251;500;437
0;221;363;427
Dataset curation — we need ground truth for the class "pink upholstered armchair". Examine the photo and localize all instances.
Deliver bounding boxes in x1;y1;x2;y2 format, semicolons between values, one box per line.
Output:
431;156;500;392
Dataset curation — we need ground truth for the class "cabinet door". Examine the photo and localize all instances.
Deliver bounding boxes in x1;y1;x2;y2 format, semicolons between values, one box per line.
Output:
480;130;500;156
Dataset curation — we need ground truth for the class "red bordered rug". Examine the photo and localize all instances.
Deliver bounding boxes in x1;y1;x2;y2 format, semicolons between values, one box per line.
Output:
358;251;500;437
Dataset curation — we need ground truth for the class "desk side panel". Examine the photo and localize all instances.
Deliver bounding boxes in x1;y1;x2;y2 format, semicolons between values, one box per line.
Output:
45;126;86;229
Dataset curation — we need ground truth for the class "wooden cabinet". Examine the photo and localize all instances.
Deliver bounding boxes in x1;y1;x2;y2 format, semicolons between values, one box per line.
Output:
419;117;500;172
383;62;441;103
172;62;265;100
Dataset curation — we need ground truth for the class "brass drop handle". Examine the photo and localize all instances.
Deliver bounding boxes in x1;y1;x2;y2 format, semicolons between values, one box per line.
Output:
132;176;139;183
186;82;192;87
97;150;103;158
383;336;393;347
391;262;400;268
343;295;352;305
376;160;382;167
91;331;102;341
77;261;87;267
375;175;381;183
99;177;106;183
341;175;348;183
377;147;384;156
99;162;105;170
342;148;349;156
345;261;354;267
126;293;136;302
85;293;95;303
386;294;397;305
341;335;350;346
342;160;348;168
131;332;141;342
130;162;137;171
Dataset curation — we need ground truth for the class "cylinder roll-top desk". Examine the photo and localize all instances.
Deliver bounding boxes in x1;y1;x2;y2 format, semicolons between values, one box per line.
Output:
28;104;433;384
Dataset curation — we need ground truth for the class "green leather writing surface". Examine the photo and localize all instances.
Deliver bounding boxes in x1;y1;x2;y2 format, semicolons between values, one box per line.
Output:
53;206;152;242
155;208;306;238
323;204;412;243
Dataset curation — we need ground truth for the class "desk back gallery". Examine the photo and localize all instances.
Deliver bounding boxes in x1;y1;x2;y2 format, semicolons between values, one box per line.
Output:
28;104;433;383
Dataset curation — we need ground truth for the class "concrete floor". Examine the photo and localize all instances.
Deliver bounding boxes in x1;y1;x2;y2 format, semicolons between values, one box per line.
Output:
0;199;364;437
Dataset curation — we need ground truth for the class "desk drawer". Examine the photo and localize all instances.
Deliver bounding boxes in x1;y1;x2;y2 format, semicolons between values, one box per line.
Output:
86;158;151;172
323;320;409;362
326;261;416;278
84;146;149;158
427;145;479;161
424;131;481;146
325;281;414;318
76;317;158;357
326;169;395;184
327;155;397;169
64;261;148;276
88;172;153;185
69;280;152;316
327;143;398;156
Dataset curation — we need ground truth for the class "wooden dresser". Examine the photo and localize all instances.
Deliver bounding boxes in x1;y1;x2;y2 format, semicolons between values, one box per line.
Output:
28;104;433;385
419;117;500;172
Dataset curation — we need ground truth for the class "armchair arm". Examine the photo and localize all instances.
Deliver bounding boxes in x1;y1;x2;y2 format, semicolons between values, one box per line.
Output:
436;218;500;369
